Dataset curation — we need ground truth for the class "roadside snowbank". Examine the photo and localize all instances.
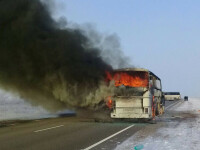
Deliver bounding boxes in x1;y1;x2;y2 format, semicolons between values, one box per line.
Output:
115;98;200;150
0;89;55;121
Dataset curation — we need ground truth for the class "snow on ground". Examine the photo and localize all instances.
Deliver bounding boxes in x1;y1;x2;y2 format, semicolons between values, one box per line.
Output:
0;89;55;121
115;98;200;150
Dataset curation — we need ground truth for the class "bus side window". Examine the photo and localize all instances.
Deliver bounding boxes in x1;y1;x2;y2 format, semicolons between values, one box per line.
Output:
155;79;161;90
152;76;157;88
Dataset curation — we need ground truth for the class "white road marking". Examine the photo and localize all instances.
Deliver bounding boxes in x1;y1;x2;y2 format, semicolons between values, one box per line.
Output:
34;125;64;133
83;124;135;150
166;100;182;109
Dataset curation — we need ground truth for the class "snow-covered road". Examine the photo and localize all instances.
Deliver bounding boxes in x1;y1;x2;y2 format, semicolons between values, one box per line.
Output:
115;98;200;150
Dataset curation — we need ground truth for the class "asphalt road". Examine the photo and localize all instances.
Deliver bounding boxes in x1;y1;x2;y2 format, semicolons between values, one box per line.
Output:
0;100;181;150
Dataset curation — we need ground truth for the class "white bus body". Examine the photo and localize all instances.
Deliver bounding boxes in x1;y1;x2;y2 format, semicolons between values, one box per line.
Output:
106;68;164;119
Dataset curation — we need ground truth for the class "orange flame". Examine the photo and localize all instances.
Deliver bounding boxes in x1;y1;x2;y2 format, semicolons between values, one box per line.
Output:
106;71;149;87
106;96;113;109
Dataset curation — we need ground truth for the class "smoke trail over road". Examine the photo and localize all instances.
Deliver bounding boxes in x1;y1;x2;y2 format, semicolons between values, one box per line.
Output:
0;0;114;110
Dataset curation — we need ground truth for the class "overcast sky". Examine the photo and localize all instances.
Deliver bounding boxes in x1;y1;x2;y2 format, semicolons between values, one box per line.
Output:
52;0;200;97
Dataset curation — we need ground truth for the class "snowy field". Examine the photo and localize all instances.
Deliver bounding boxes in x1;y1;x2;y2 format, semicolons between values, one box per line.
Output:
0;89;55;121
115;98;200;150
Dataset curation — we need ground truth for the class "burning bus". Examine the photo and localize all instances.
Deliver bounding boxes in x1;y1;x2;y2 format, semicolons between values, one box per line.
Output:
105;68;164;119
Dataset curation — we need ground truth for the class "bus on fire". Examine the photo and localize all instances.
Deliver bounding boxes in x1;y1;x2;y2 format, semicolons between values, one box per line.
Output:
105;68;165;120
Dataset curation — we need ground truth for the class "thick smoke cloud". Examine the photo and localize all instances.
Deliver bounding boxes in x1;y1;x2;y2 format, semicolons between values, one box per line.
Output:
65;23;131;69
0;0;115;110
83;26;131;69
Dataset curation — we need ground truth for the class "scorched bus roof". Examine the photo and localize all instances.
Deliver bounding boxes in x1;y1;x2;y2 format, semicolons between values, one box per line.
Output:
113;68;161;81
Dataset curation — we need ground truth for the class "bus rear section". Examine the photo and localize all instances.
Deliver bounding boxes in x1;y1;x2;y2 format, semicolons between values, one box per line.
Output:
105;68;164;119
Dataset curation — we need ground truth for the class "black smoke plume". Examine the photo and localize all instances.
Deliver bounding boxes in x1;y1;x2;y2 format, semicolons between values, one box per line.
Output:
0;0;114;110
